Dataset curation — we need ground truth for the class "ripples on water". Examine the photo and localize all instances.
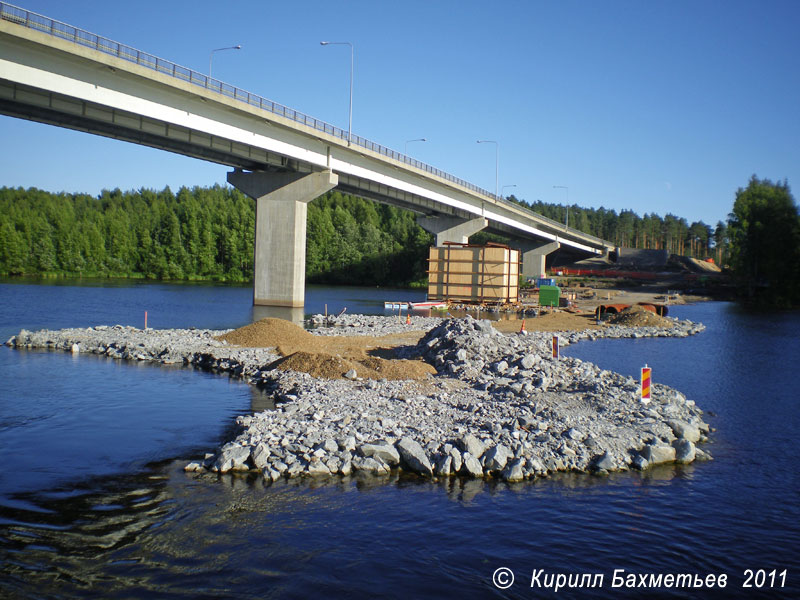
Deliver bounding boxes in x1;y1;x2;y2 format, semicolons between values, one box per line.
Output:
1;282;799;598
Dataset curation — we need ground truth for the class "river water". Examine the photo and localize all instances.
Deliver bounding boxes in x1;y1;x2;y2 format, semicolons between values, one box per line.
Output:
0;279;798;599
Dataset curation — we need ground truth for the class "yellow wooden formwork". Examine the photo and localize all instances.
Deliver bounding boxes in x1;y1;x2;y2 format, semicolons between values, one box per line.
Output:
427;243;519;303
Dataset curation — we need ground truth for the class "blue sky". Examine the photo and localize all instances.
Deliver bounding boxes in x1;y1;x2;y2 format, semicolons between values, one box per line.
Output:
2;0;798;227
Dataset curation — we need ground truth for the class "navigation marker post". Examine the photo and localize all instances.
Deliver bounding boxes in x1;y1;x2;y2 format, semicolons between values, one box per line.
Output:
641;364;652;403
552;335;559;359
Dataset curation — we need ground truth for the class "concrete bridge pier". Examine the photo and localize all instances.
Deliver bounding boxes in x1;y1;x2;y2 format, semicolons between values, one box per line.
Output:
417;215;488;246
520;241;561;279
227;169;338;307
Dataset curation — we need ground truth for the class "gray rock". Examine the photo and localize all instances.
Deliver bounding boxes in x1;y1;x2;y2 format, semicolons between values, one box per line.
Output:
482;444;511;472
501;458;525;482
352;456;390;475
564;427;584;441
641;444;676;465
520;354;537;369
360;442;400;466
631;455;649;470
448;447;463;472
461;452;484;477
434;454;452;477
593;452;615;471
214;444;251;473
668;420;701;443
528;458;546;473
287;460;305;478
395;437;433;476
264;468;282;482
694;447;713;461
457;433;485;459
306;459;331;476
344;369;358;380
475;319;494;334
673;439;696;464
251;443;271;469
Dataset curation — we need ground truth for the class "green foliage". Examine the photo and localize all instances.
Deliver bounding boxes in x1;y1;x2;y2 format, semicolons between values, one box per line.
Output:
2;182;742;290
726;176;800;307
506;194;720;260
0;185;432;287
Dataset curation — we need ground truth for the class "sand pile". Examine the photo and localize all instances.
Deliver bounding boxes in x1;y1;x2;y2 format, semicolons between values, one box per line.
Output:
218;318;435;381
607;305;672;327
217;318;315;355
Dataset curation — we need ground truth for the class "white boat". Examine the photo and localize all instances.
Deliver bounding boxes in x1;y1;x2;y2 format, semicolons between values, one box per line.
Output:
384;301;409;309
410;301;448;310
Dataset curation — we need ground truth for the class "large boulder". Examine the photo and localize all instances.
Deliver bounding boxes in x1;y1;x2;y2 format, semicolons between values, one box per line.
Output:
673;439;696;464
457;434;486;459
641;444;676;465
501;458;525;482
360;442;400;466
482;444;511;472
251;443;272;469
668;420;701;443
396;437;433;476
461;452;484;477
213;444;251;473
434;455;453;477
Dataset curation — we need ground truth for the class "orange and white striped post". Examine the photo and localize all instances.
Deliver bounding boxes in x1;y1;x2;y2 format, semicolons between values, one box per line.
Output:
144;310;148;330
641;364;652;403
552;334;559;359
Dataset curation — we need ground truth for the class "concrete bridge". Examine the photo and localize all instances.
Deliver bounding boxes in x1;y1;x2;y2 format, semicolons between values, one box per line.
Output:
0;3;614;308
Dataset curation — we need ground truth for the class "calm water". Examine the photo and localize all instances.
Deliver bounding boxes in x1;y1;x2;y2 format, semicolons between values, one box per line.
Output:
0;279;798;599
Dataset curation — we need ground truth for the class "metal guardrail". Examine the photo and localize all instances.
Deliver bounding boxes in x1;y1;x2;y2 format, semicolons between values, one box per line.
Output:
0;2;609;248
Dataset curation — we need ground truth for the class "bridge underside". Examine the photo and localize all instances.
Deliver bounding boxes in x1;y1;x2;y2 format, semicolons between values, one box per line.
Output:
0;16;612;309
0;80;300;172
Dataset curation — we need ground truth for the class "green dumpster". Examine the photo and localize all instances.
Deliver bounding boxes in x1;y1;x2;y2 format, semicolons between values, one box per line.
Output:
538;285;560;307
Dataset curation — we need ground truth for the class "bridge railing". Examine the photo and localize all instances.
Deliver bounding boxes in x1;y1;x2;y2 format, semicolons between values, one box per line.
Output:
0;2;609;249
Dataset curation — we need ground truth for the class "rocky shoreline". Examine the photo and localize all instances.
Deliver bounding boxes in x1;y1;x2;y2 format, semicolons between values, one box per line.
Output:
6;314;711;482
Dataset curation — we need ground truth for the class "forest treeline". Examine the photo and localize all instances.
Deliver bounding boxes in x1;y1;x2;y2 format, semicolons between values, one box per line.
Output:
0;185;431;285
0;183;726;284
507;196;728;263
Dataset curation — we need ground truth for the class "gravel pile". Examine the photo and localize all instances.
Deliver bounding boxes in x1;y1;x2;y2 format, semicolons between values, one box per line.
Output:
308;312;444;336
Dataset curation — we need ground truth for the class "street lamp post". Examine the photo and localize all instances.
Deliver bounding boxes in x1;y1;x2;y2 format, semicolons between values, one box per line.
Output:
553;185;569;228
501;184;517;199
320;41;354;145
477;140;499;200
208;45;241;78
404;138;427;155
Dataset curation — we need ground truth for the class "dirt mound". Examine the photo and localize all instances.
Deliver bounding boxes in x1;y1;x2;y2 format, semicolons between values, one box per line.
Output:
217;318;314;350
270;351;436;381
218;318;434;381
607;305;672;327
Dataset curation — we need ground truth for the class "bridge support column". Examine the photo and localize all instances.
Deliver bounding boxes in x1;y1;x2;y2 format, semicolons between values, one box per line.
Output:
227;169;338;307
416;215;488;246
521;241;560;279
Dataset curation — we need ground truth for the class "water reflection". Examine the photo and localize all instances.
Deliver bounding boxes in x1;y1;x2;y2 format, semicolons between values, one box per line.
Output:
0;453;786;599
